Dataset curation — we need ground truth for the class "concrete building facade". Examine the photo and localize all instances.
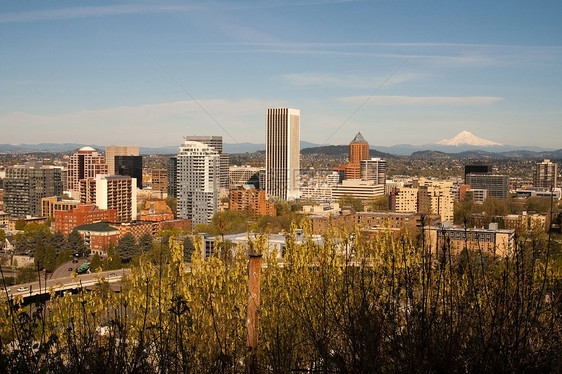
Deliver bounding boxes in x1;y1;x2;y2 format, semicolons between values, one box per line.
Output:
184;136;229;190
4;162;63;217
41;196;80;218
176;140;220;225
465;174;509;199
229;186;276;216
331;180;385;202
265;108;300;200
79;174;137;223
418;185;455;222
67;147;108;197
534;159;558;189
426;223;515;257
360;157;387;184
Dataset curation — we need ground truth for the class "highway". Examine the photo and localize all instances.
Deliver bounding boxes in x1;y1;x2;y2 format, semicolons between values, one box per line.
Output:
2;268;130;299
50;258;88;279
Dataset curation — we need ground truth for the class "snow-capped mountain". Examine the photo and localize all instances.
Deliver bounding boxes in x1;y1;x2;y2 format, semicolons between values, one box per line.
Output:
437;130;502;147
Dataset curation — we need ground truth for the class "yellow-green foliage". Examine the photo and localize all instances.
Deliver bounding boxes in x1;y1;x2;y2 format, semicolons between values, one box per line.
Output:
1;223;561;373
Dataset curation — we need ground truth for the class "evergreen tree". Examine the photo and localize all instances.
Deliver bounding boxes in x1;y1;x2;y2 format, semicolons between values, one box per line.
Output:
89;253;102;272
33;239;46;270
103;242;122;270
50;231;65;254
138;233;154;253
15;235;31;254
66;230;88;257
183;236;196;261
56;249;73;266
43;245;57;272
115;233;138;263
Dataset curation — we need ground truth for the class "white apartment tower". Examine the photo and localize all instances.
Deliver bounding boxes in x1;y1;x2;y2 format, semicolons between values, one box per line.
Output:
183;136;229;189
266;108;300;200
176;140;220;225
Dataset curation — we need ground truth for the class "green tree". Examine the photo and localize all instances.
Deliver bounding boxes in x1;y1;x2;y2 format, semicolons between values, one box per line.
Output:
196;210;250;235
0;229;5;244
366;195;388;211
525;196;552;213
183;236;196;261
16;264;38;283
56;248;73;266
89;253;102;272
49;231;65;254
482;196;508;216
138;233;154;253
103;242;122;270
115;233;139;263
66;230;88;257
338;194;363;212
274;199;290;216
454;199;477;225
14;234;31;254
24;222;50;237
14;219;26;231
165;196;177;215
43;245;57;272
33;237;46;270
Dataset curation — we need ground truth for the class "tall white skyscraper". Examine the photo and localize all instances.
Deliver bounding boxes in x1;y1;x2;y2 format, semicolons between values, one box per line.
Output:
176;140;220;225
183;136;229;189
265;108;300;200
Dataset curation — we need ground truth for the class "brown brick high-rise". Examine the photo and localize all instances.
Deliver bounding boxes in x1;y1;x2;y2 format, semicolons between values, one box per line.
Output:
344;132;370;180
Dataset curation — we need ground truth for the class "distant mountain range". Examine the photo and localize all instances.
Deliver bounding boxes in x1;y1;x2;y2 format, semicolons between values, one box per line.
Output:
0;131;559;158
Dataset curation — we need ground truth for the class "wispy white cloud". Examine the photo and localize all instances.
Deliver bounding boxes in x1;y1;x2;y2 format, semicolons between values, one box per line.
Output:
210;42;562;67
0;99;280;147
0;4;206;23
339;95;503;106
0;1;365;23
282;72;424;88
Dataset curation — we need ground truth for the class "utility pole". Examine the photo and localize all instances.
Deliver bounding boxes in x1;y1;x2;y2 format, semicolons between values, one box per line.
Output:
246;253;262;374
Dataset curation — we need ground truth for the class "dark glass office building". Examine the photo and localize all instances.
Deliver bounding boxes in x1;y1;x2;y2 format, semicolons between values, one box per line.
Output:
114;155;142;189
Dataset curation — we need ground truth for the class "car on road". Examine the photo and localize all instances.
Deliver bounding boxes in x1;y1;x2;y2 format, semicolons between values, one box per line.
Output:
109;273;117;277
17;287;28;292
72;259;78;263
68;267;73;271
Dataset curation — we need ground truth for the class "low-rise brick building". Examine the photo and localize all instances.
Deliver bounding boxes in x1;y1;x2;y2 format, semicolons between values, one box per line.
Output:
229;186;276;216
74;222;120;256
55;204;117;236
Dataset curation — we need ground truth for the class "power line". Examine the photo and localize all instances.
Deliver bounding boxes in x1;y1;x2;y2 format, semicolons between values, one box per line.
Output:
321;53;414;146
147;53;245;153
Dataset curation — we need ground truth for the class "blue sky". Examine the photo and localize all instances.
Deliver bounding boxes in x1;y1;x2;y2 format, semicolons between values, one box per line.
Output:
1;0;561;150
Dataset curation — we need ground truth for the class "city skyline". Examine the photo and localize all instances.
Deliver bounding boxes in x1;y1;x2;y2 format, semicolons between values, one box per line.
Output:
1;1;561;149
